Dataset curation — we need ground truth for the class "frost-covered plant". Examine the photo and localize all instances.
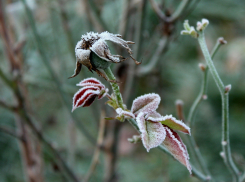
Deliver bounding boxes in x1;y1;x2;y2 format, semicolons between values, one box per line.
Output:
69;31;140;81
70;32;192;174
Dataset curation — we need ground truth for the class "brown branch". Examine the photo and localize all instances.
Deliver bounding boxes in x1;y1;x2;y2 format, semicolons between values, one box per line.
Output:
84;110;106;182
0;125;24;141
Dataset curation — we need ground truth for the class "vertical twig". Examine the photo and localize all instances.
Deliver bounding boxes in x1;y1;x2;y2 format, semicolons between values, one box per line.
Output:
198;31;240;181
123;0;146;103
84;110;106;182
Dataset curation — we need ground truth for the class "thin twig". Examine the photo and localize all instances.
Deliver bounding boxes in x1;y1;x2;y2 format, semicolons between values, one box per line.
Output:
198;30;241;181
136;36;169;76
20;0;95;144
185;38;225;181
123;0;146;103
84;110;106;182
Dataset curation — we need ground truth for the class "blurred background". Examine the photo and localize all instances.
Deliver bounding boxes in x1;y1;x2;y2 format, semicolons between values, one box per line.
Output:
0;0;245;181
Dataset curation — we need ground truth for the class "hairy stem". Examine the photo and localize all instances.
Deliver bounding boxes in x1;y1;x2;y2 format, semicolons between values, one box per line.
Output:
198;31;240;181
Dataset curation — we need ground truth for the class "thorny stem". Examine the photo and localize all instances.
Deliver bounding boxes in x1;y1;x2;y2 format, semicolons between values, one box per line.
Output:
21;0;95;144
104;67;209;181
198;31;241;181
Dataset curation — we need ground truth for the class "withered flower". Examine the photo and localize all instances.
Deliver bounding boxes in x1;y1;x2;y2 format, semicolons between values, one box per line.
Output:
69;31;140;81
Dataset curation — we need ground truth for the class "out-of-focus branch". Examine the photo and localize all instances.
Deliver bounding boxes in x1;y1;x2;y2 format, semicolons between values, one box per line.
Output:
118;0;130;37
86;0;109;31
0;125;24;141
175;100;185;122
84;110;106;182
20;0;95;144
136;36;169;76
123;0;146;103
148;0;190;23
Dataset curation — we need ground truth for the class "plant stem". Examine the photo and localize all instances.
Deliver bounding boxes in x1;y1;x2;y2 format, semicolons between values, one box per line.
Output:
103;67;124;109
103;66;209;181
197;31;240;181
188;37;224;128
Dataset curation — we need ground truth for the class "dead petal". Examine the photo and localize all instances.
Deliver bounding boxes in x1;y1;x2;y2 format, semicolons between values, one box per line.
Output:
69;61;82;79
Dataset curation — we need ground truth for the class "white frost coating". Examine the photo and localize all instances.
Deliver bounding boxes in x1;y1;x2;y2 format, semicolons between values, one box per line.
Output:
100;31;130;49
72;89;100;112
148;114;190;135
164;127;192;174
90;39;120;63
76;49;91;62
76;77;104;89
81;32;99;41
137;112;166;152
131;93;161;116
116;108;135;119
75;40;83;52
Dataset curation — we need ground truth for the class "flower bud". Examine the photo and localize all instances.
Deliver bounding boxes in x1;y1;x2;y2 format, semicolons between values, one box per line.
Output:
224;84;232;94
218;37;227;45
198;63;206;71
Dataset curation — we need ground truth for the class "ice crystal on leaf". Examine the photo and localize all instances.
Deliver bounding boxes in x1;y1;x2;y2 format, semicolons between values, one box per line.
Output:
116;108;135;119
72;78;108;112
131;93;160;116
131;93;192;173
136;112;166;152
69;31;140;81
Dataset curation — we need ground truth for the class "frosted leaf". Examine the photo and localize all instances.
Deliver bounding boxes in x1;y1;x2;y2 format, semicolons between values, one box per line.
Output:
116;108;135;119
148;115;190;135
136;112;166;152
72;88;100;112
72;78;109;111
76;77;105;90
131;93;161;116
163;127;192;174
90;39;120;63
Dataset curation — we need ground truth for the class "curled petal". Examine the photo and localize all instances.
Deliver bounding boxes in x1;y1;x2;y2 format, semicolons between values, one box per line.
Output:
163;127;192;174
90;39;120;63
116;108;135;119
137;112;166;152
100;31;133;51
72;86;100;112
148;115;190;135
76;77;105;90
131;93;161;116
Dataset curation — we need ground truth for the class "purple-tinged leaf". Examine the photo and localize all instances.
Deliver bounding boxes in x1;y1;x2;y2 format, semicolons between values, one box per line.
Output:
76;77;105;90
72;88;100;112
136;112;166;152
131;93;161;116
116;108;135;119
148;115;190;135
163;127;192;174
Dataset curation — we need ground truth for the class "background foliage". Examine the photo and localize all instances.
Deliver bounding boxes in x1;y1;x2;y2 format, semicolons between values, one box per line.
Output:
0;0;245;181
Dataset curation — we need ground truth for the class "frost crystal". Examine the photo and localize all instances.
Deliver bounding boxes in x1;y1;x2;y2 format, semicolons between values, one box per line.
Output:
136;112;166;152
131;93;161;116
116;108;135;119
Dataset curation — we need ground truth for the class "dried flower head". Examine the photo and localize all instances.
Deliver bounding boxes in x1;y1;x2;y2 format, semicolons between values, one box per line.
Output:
69;31;140;81
72;77;108;112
